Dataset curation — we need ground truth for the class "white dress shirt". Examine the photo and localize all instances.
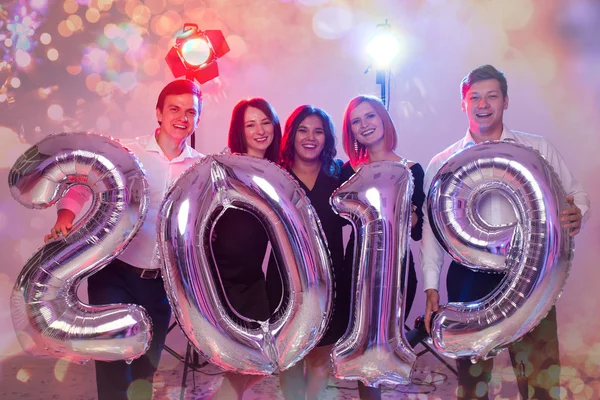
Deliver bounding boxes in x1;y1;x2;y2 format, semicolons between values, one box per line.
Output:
420;127;591;291
57;134;204;270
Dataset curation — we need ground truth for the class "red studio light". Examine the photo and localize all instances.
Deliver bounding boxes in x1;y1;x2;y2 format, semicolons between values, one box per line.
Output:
165;23;230;84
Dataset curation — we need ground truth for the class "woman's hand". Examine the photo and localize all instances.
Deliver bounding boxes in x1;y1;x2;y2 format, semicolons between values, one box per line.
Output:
44;209;76;243
411;205;418;229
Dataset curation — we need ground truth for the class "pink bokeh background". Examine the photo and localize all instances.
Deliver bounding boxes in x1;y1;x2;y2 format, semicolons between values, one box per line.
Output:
1;0;599;397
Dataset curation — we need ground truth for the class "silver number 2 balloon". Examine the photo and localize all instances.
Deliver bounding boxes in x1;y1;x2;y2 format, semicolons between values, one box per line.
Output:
9;132;151;363
427;141;573;361
158;153;332;374
330;161;417;387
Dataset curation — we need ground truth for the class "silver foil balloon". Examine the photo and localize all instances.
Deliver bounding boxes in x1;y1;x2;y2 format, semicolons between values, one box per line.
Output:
158;153;332;374
427;140;573;361
330;161;416;387
9;131;151;363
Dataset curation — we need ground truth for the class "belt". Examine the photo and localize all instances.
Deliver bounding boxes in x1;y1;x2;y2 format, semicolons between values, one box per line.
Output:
121;263;162;279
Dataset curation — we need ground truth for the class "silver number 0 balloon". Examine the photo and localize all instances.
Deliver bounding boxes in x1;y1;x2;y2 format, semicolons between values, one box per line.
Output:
427;141;573;361
330;161;417;387
158;153;332;374
9;132;151;363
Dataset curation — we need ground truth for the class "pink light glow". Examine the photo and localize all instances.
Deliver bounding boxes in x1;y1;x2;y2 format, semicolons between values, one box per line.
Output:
15;49;32;68
82;47;109;73
30;0;49;10
47;104;64;121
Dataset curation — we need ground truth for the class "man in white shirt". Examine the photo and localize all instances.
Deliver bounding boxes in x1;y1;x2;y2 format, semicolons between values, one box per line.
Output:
44;79;204;400
420;65;590;400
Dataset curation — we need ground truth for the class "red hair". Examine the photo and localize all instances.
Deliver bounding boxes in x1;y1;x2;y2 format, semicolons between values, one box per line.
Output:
342;95;397;168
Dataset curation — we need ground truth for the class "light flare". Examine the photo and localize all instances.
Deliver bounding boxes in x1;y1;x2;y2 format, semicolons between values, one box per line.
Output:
16;368;31;382
47;104;64;121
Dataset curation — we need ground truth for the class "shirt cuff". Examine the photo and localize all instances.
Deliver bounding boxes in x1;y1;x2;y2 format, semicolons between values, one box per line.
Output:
422;268;440;292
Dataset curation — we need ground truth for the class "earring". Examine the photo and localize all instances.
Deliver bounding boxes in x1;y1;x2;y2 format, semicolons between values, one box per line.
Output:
354;139;359;155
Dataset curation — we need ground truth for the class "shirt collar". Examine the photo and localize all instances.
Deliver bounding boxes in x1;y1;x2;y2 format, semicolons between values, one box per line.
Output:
461;126;513;149
145;129;197;162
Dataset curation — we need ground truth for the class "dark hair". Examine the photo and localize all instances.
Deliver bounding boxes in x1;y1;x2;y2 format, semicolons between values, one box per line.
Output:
156;79;203;112
461;64;508;99
342;95;397;168
228;98;282;163
279;105;339;177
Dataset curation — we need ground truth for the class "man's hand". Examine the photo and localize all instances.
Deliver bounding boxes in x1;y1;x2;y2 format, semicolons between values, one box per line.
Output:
424;288;440;334
44;209;76;243
561;195;582;237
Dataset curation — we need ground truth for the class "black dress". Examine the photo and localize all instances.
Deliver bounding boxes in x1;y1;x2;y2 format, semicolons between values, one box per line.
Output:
266;168;348;346
340;161;425;319
212;208;272;322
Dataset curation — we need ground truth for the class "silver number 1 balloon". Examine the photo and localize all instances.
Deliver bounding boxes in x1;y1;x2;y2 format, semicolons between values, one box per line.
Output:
330;161;417;387
9;132;151;363
427;140;573;361
158;153;332;374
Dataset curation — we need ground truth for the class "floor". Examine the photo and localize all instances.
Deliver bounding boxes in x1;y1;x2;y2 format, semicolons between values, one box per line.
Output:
0;351;460;400
1;328;525;400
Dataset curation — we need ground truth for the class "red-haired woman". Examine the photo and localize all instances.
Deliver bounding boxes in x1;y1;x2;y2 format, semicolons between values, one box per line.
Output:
340;95;425;400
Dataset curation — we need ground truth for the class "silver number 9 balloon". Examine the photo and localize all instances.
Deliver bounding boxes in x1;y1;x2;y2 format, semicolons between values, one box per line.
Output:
331;161;417;387
9;132;151;363
158;153;332;374
427;140;573;361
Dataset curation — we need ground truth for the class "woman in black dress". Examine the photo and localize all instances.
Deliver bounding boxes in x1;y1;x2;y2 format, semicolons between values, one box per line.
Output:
339;94;426;400
211;98;282;400
267;105;346;400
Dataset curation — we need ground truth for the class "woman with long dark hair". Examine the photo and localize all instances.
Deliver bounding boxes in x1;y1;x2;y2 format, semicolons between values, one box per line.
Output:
211;97;282;400
268;104;346;400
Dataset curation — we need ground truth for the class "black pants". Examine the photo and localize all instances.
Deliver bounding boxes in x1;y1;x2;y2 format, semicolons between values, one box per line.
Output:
447;261;560;400
404;252;418;320
87;259;172;400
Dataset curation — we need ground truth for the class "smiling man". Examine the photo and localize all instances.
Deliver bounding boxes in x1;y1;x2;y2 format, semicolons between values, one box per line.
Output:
420;65;590;400
44;79;204;400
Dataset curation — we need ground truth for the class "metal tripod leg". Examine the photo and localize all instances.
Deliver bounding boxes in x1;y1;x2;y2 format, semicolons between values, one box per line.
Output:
405;324;457;376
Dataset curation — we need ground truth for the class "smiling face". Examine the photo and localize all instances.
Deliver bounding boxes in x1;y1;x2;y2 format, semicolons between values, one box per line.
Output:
243;106;274;158
155;93;200;145
293;114;326;165
349;101;385;150
462;78;508;142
